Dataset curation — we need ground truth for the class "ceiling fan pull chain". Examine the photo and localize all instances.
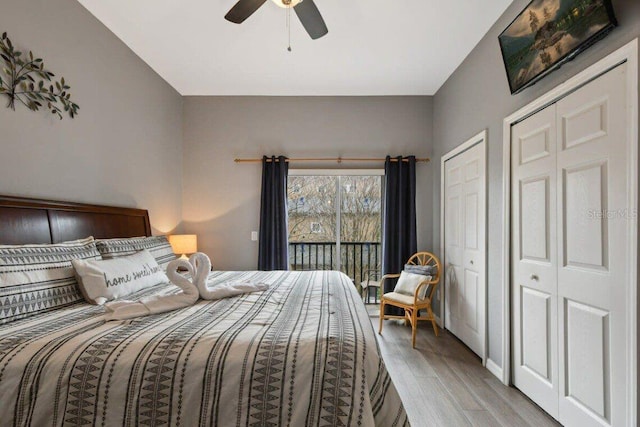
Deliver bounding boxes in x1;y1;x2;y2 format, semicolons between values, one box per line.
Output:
287;6;292;52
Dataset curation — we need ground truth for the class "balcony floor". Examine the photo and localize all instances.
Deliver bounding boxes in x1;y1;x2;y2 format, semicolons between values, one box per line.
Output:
364;303;380;317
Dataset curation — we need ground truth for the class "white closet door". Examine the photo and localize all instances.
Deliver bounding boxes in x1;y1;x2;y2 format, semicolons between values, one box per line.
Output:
444;142;486;358
511;104;559;418
556;63;628;427
511;62;630;426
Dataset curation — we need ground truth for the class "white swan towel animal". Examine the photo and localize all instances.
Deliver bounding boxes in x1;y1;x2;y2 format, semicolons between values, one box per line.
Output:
104;258;200;321
189;252;269;300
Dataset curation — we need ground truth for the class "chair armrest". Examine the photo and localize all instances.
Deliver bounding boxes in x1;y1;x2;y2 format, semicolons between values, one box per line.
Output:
377;274;400;297
380;273;401;282
414;278;439;302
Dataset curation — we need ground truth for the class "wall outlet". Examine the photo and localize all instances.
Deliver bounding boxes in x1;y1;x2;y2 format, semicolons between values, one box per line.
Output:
251;231;258;241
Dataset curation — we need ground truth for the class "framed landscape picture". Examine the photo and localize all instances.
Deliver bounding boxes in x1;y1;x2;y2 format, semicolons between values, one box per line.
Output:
498;0;617;94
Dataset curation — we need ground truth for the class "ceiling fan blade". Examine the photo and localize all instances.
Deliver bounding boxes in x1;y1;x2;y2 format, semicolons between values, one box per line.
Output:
294;0;328;40
225;0;267;24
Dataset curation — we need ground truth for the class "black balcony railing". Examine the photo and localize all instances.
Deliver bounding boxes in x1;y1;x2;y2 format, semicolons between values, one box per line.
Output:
289;242;381;285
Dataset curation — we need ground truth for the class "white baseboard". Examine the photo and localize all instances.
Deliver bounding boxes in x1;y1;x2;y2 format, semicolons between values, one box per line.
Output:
486;358;505;384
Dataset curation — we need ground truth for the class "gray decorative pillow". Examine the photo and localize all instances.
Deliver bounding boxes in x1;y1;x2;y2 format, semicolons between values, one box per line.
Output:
96;236;177;270
0;236;100;324
404;263;437;276
72;249;168;305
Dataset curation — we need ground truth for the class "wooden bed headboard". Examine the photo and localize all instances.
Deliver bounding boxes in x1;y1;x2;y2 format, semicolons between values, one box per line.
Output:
0;195;152;245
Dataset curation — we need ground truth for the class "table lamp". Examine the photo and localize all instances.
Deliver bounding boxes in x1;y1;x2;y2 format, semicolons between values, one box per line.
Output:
169;234;197;260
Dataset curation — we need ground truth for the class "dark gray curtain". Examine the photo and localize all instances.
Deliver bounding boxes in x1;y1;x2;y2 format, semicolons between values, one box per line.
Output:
258;156;289;271
382;155;417;314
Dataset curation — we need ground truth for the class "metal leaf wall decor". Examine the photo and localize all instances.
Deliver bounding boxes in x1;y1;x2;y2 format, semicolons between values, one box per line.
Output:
0;32;79;119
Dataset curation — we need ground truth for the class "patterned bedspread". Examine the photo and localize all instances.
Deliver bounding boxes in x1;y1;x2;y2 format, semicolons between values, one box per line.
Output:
0;270;408;427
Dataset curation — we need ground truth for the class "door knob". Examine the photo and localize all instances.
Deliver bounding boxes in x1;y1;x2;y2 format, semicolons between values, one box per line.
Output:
470;260;474;265
530;274;539;281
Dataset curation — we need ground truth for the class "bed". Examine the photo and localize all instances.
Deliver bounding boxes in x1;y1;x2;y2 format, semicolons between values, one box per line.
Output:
0;196;408;427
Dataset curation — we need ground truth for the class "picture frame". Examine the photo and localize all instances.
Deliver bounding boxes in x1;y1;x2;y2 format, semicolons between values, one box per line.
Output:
498;0;617;95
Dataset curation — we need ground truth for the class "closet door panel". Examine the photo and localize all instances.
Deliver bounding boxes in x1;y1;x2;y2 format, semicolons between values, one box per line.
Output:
445;158;464;327
556;63;627;427
444;141;486;358
511;104;559;418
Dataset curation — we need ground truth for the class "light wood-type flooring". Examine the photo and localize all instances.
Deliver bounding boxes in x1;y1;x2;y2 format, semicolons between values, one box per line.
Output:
372;315;561;427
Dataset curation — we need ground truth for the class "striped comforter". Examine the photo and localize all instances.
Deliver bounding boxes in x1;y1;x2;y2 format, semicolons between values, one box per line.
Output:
0;270;408;426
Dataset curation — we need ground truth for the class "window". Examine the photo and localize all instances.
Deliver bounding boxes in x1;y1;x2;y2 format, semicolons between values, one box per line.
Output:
287;170;383;284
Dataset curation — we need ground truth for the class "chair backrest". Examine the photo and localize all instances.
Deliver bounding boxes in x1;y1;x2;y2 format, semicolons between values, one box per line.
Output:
405;251;441;300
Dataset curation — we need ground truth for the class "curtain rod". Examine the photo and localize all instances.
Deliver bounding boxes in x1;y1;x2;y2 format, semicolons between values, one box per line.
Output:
234;157;430;164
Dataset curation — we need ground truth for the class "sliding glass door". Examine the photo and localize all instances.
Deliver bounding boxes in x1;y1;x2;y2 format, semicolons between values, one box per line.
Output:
287;170;382;284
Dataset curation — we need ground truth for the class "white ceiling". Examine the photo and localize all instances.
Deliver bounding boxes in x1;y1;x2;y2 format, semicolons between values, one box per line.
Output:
77;0;513;96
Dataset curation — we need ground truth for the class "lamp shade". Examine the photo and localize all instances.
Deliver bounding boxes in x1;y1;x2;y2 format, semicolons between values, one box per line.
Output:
168;234;197;256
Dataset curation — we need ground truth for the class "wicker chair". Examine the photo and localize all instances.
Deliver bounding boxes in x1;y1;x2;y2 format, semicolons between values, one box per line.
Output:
378;252;442;348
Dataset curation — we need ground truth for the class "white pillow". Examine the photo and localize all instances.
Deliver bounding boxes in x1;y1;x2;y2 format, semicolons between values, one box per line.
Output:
393;271;432;300
72;249;168;305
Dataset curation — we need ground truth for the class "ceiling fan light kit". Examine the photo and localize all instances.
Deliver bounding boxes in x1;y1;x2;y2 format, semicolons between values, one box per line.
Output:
225;0;328;44
271;0;302;8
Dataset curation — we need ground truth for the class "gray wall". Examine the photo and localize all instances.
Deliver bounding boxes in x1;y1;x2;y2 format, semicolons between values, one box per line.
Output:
182;96;433;270
432;0;640;369
0;0;183;234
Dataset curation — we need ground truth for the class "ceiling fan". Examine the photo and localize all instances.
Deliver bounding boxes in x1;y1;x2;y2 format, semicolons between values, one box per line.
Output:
225;0;328;40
